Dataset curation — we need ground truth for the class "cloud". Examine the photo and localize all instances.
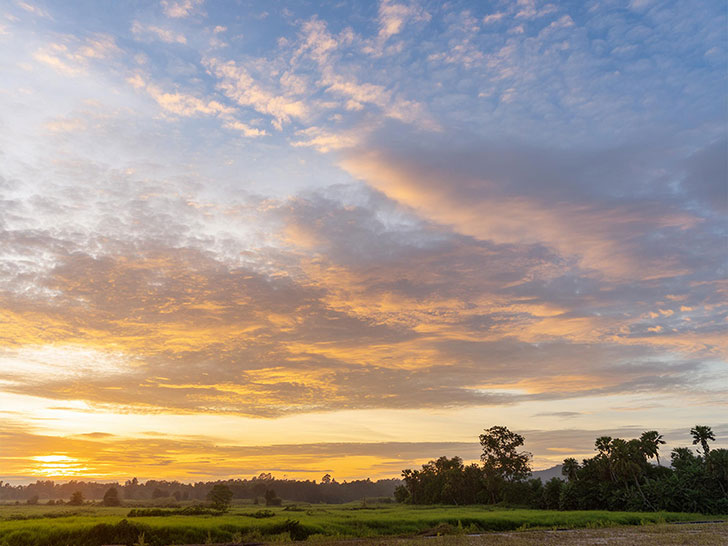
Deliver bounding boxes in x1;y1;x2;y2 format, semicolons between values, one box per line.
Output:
1;172;723;420
483;12;506;24
33;34;119;76
130;76;267;138
339;130;704;279
145;84;233;116
162;0;203;19
291;126;361;152
378;0;431;40
131;20;187;44
682;138;727;212
222;119;267;137
515;0;557;20
205;57;307;129
16;1;50;18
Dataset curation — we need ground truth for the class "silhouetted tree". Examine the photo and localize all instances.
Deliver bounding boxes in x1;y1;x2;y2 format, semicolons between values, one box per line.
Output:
207;484;233;511
690;425;715;457
561;458;580;482
542;477;563;509
479;426;531;502
68;491;84;505
610;438;653;509
706;449;728;496
594;436;615;481
640;431;666;466
103;487;121;506
264;488;282;506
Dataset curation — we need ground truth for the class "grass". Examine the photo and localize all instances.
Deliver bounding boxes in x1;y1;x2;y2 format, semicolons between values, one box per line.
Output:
0;502;724;546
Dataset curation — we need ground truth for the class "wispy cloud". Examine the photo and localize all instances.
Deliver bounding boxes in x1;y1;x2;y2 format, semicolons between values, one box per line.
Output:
377;0;430;40
33;33;119;75
16;1;50;18
131;20;187;44
161;0;203;19
205;57;307;129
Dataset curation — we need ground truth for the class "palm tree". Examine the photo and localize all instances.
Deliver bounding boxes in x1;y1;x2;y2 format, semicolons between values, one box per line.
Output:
610;439;655;510
595;436;613;456
561;458;580;481
690;425;715;457
595;436;615;481
640;430;666;466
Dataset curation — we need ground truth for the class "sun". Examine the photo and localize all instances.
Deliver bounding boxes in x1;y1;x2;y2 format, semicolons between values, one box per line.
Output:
30;455;89;477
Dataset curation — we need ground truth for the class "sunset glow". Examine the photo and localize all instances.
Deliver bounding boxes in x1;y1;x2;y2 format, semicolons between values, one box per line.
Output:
0;0;725;485
28;455;89;477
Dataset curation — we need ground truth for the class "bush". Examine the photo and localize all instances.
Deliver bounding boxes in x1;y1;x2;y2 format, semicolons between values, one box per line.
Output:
127;505;220;517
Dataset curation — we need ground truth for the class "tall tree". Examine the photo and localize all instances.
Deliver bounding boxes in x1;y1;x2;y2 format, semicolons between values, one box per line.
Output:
595;436;613;456
68;491;84;506
610;438;653;510
206;484;233;512
479;426;531;502
594;436;615;481
561;458;580;481
690;425;715;457
102;487;121;506
640;430;666;466
479;426;532;481
706;449;728;496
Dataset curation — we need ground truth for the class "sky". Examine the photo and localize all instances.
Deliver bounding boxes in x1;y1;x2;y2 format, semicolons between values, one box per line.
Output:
0;0;726;484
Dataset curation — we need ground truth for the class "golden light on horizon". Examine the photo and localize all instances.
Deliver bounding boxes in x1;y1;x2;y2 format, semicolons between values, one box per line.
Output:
28;455;89;477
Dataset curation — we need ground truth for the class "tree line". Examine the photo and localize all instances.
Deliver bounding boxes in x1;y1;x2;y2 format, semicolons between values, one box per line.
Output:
394;425;727;514
0;475;400;505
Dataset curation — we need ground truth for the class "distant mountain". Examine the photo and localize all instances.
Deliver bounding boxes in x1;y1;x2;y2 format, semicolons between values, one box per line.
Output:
532;465;563;481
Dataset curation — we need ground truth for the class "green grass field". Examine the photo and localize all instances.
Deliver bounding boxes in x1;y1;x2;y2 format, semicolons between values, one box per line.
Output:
0;502;724;546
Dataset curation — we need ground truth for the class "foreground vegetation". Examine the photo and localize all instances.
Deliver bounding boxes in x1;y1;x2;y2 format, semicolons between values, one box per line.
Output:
0;502;723;546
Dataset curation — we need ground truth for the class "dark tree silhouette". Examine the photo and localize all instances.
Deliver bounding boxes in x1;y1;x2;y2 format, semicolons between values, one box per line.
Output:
68;491;84;505
690;425;715;457
102;487;121;506
561;458;580;481
479;425;532;503
479;426;532;482
640;431;666;466
206;484;233;511
264;488;282;506
707;449;728;495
